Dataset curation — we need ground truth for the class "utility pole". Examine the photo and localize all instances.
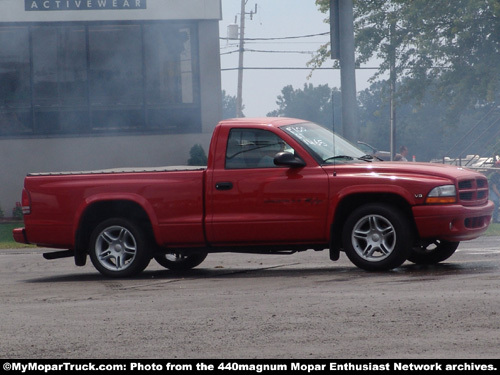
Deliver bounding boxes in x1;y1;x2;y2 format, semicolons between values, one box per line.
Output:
236;0;257;118
330;0;358;142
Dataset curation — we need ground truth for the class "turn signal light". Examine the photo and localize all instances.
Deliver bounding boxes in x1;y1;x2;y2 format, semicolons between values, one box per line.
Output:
425;196;457;204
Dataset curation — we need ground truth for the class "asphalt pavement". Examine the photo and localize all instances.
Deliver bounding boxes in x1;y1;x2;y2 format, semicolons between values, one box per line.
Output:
1;236;499;359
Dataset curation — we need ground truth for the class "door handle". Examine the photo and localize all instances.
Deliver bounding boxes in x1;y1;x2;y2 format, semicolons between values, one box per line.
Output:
215;182;233;191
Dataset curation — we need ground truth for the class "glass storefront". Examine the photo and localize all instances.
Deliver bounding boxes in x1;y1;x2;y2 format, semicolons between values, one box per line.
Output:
0;21;201;137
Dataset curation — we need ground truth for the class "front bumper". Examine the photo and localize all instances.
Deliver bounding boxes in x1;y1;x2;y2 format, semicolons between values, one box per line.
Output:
412;200;495;242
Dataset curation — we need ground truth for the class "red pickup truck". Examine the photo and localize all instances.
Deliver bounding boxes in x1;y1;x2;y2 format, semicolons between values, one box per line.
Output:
13;118;494;277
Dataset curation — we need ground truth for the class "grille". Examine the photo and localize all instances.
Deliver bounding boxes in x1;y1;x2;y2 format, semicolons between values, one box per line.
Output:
458;177;489;205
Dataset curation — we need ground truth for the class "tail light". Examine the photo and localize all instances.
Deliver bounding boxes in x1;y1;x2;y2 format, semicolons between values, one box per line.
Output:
21;188;31;215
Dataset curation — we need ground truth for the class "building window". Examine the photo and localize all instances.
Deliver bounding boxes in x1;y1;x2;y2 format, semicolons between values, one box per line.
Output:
32;25;88;134
143;24;199;132
0;27;31;135
89;24;143;133
0;21;200;138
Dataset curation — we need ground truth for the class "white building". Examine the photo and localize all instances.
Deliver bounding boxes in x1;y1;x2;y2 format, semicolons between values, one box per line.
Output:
0;0;222;214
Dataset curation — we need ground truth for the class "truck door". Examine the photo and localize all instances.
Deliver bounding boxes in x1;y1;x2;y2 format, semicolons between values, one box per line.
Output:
206;128;329;246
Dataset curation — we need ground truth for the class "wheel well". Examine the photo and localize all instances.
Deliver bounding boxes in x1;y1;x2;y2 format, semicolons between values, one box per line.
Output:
74;200;154;264
331;193;417;250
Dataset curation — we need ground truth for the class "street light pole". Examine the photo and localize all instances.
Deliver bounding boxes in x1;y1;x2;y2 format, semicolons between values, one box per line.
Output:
330;0;358;142
338;0;358;142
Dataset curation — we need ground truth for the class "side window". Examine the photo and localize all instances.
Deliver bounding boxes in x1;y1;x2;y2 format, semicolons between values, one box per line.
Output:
225;129;294;169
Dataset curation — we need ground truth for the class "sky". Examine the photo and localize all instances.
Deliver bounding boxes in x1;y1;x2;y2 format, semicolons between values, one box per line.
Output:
219;0;376;118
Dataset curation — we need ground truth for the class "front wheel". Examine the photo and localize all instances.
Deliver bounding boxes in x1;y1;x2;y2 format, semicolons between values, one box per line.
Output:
154;252;207;271
408;240;459;265
89;218;152;277
342;203;413;271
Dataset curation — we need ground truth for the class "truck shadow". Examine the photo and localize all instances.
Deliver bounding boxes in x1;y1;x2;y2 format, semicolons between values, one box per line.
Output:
23;260;497;284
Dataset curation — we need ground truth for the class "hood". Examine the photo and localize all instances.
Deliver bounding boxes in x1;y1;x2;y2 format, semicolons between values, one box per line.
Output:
335;161;484;182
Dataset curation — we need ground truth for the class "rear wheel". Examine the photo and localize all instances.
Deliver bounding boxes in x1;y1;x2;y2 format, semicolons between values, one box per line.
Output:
408;240;459;265
154;252;207;271
342;203;413;271
89;218;151;277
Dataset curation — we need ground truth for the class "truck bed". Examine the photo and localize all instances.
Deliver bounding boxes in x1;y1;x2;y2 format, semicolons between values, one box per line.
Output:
27;165;206;176
22;166;208;250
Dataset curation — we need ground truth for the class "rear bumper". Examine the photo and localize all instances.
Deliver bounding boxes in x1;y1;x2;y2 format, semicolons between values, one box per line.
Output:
413;200;495;242
12;227;29;244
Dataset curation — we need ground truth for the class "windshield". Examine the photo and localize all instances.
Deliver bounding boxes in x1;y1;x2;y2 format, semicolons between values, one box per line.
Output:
281;122;366;164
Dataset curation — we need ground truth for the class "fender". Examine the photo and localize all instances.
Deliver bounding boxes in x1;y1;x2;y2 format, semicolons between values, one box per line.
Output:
335;183;416;206
73;192;160;244
328;183;416;225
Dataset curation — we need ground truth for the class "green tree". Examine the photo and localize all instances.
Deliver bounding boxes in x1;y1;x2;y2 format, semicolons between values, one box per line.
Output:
358;79;451;162
267;83;341;129
187;144;208;166
357;78;500;162
313;0;500;113
222;90;244;119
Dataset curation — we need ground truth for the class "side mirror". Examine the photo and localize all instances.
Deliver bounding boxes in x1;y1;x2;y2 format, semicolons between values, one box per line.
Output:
274;152;306;168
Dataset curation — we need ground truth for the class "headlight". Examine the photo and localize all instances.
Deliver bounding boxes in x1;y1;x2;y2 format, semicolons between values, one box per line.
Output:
425;185;457;204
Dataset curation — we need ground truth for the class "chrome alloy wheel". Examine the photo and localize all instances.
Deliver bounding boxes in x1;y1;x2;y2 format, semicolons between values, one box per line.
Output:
94;225;137;271
351;214;396;262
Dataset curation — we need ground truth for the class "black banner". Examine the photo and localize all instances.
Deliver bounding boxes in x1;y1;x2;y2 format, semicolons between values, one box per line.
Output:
25;0;147;11
2;359;499;374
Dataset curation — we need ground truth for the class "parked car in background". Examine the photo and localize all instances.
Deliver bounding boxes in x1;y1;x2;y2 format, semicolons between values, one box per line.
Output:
357;141;391;161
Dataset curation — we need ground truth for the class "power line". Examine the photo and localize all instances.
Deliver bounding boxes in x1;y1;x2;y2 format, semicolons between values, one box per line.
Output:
245;48;316;54
221;66;450;71
221;67;380;71
220;50;239;56
219;31;329;41
221;49;316;55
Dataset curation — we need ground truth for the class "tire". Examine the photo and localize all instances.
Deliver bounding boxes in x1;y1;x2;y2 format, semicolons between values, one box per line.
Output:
408;240;459;265
342;203;413;271
154;252;207;271
89;218;152;277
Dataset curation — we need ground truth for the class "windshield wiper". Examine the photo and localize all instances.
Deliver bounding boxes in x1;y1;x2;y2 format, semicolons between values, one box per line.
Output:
323;154;375;164
323;155;354;163
359;154;377;161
